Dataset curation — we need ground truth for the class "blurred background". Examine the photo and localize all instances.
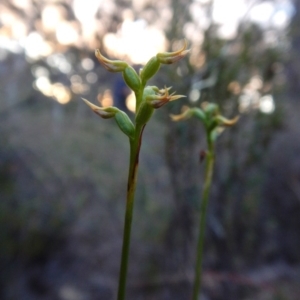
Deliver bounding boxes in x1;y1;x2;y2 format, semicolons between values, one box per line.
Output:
1;0;300;299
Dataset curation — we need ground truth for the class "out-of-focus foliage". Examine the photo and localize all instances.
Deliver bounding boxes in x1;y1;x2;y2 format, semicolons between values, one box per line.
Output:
1;0;300;299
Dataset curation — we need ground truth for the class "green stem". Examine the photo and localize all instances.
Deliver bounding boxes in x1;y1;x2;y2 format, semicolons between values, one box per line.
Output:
117;125;145;300
192;135;215;300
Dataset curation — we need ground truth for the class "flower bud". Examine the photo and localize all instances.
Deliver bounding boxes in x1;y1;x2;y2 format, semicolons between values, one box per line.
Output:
140;57;161;84
122;66;141;92
170;107;207;125
156;40;190;65
191;108;207;124
201;102;219;116
210;127;225;141
82;98;118;118
95;49;128;72
135;87;155;126
215;115;239;127
82;98;135;139
114;111;135;140
95;50;141;92
170;106;193;121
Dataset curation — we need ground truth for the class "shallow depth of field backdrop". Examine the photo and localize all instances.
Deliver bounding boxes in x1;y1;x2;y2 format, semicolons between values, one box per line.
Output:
1;0;300;299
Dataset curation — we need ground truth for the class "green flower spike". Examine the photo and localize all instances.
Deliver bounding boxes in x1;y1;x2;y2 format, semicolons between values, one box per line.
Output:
171;102;238;300
82;41;190;300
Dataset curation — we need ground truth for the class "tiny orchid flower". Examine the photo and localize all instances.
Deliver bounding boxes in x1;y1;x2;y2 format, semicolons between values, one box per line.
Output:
157;39;190;64
146;86;186;108
82;98;117;118
95;49;128;72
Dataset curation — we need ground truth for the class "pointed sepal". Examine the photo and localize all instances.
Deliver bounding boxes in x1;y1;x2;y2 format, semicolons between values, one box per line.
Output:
95;49;128;72
156;40;190;65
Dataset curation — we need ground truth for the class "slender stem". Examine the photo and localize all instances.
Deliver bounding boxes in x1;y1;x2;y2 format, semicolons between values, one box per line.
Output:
192;135;215;300
117;125;145;300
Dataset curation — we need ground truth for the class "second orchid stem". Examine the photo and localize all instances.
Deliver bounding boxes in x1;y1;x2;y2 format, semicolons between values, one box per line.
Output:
170;102;238;300
192;133;215;300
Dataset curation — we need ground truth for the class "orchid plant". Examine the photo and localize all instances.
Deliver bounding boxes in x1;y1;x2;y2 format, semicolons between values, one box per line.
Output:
171;102;238;300
82;41;189;300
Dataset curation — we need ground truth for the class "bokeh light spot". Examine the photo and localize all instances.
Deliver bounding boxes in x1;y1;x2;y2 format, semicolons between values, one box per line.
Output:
98;90;113;107
56;22;79;46
259;94;275;114
126;92;136;113
34;76;53;97
189;89;200;102
81;58;94;71
86;72;98;84
52;83;72;104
